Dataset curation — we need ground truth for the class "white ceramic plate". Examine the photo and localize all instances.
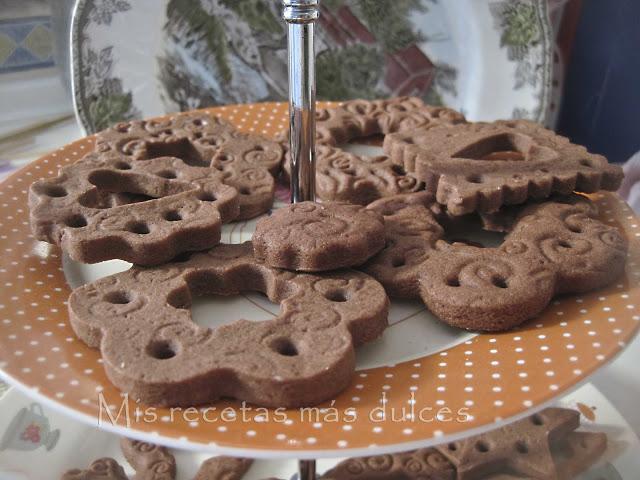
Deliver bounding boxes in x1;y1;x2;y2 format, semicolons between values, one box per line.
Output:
0;382;636;479
71;0;554;134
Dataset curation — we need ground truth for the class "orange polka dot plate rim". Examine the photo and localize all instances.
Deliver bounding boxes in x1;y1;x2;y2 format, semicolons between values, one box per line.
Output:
0;102;639;458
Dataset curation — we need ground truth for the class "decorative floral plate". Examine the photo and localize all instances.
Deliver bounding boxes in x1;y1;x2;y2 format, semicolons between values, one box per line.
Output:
0;382;636;479
71;0;555;133
0;103;638;458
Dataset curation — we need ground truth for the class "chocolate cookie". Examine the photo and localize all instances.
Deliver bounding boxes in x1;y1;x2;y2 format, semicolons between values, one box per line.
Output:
322;448;455;480
385;120;624;215
364;193;627;331
314;97;465;147
322;408;606;480
363;191;445;298
95;112;283;220
313;144;424;206
62;458;128;480
68;242;389;407
29;152;239;265
253;201;385;271
280;97;465;205
438;408;605;480
194;456;253;480
120;438;176;480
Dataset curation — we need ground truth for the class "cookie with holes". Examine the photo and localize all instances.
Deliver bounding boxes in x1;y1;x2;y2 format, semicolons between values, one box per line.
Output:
362;191;446;298
29;151;239;265
436;407;607;480
280;97;465;205
385;120;624;216
68;242;389;407
363;192;627;331
253;201;385;271
95;112;283;220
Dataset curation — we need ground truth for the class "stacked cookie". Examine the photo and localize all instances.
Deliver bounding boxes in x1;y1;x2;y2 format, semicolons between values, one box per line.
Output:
29;113;283;265
289;98;627;332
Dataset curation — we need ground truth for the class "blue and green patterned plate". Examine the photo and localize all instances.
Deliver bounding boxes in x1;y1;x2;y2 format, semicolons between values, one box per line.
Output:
71;0;556;134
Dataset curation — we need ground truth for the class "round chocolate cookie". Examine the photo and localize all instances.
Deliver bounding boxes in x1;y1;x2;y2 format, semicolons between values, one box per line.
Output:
253;201;386;271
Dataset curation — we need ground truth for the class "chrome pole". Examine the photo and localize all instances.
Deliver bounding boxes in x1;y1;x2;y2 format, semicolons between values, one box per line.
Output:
283;1;319;478
283;0;319;203
298;459;317;480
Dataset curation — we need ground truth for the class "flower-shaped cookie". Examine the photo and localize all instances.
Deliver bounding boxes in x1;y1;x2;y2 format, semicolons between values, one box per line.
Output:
68;242;389;407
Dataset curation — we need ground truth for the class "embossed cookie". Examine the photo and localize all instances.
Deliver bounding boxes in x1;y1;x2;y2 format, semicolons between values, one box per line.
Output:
253;202;385;271
363;193;627;331
95;112;283;220
194;456;253;480
321;448;455;480
68;242;389;407
437;408;606;480
313;144;424;206
29;152;239;265
62;458;129;480
280;97;465;205
363;191;445;298
385;120;624;215
322;408;606;480
120;438;176;480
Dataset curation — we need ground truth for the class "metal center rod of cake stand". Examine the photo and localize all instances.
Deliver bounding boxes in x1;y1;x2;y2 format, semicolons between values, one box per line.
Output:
284;0;318;204
282;4;320;479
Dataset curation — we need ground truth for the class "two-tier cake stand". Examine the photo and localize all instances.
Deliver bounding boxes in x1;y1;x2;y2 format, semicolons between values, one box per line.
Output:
0;2;639;478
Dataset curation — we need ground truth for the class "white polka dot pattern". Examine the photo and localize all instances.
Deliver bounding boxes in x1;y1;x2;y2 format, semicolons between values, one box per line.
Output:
0;102;638;453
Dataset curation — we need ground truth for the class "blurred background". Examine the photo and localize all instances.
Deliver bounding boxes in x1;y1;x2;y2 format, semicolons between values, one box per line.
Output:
0;0;639;187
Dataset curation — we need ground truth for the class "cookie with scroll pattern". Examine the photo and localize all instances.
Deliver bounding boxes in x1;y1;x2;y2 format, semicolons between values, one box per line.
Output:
68;242;389;407
253;201;385;271
280;97;465;205
120;438;176;480
95;112;283;220
363;193;627;331
385;120;624;215
29;151;239;265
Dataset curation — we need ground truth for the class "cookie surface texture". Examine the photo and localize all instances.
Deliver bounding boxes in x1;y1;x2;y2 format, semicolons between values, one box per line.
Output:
95;112;282;220
321;448;455;480
29;151;239;265
282;97;465;205
68;242;389;407
436;407;604;480
61;458;128;480
193;456;253;480
253;201;385;271
120;437;176;480
385;120;624;215
364;193;627;331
